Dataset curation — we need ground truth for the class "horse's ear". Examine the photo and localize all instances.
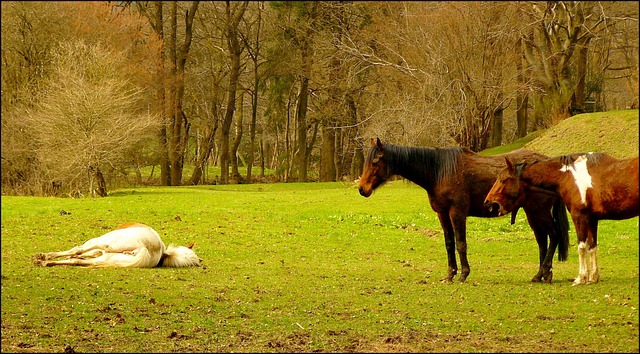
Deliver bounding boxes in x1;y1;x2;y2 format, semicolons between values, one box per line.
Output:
375;137;383;150
370;138;376;147
187;242;195;249
504;157;515;171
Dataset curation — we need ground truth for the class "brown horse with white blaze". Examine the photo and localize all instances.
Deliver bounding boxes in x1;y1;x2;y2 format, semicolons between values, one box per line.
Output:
484;152;639;285
358;138;569;283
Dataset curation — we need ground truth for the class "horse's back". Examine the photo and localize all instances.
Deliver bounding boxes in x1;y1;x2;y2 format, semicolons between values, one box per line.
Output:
464;148;545;175
502;148;548;162
589;155;639;219
82;223;166;265
448;149;550;217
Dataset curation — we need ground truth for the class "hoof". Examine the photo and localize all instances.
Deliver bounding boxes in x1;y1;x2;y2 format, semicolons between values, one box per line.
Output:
440;277;454;284
33;253;49;266
571;276;588;286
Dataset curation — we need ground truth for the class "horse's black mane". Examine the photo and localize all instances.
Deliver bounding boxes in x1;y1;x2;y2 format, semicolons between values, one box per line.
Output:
376;144;463;184
517;152;606;177
558;152;605;167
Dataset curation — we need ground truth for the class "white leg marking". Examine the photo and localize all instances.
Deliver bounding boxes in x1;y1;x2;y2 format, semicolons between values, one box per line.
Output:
573;242;589;285
560;154;592;205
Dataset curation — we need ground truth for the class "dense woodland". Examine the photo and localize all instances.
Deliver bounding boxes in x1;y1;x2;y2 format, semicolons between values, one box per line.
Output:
2;1;638;196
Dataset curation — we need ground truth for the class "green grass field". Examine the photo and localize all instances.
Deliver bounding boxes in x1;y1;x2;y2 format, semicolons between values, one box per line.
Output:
2;181;638;352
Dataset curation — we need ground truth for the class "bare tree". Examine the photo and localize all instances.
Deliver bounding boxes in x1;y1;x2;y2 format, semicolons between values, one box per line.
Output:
218;1;249;184
240;1;270;183
28;41;159;197
519;1;633;126
2;2;159;195
135;1;199;186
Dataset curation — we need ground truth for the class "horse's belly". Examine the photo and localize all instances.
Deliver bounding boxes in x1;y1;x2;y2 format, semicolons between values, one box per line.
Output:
96;249;161;268
590;190;639;220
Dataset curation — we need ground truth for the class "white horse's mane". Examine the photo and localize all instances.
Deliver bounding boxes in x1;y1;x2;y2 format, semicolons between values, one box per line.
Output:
161;245;202;268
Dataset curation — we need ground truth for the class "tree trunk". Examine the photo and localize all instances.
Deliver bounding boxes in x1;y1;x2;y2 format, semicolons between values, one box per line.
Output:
246;5;263;184
574;45;588;114
189;122;218;185
259;136;265;178
344;94;359;181
219;1;247;185
352;146;364;181
296;77;309;182
284;100;292;182
515;37;528;138
521;1;595;125
175;1;198;185
165;2;179;185
490;105;503;148
90;165;107;197
231;90;244;182
153;1;171;186
293;2;318;182
166;1;198;186
320;121;336;182
247;79;258;183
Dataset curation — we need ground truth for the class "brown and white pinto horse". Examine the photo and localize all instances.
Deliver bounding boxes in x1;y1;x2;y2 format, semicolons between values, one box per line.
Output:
484;153;639;285
358;138;569;283
35;223;202;268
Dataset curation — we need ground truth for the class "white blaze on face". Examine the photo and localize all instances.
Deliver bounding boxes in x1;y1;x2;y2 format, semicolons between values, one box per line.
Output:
559;154;592;205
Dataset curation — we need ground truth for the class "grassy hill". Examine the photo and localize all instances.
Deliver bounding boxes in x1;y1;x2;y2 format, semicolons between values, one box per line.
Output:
482;109;639;158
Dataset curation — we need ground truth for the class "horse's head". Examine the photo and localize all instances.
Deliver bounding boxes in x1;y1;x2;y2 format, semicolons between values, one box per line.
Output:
484;157;527;216
358;138;391;198
162;243;203;268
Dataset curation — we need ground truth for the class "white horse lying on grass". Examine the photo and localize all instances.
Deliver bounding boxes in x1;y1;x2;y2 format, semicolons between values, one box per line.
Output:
35;222;202;268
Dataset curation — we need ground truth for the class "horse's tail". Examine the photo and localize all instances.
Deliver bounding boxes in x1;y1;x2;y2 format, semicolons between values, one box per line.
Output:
159;243;202;268
552;198;570;262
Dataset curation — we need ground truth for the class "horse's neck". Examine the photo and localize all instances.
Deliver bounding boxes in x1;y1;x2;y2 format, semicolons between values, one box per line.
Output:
522;160;565;190
387;146;446;189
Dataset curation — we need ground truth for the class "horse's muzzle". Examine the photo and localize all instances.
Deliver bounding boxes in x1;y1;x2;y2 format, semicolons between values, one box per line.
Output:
484;200;499;214
358;186;371;198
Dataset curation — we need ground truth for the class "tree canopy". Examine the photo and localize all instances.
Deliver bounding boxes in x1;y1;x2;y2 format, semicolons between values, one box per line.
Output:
2;1;637;196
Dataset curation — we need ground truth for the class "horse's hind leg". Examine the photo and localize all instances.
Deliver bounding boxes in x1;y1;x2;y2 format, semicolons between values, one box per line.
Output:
36;246;87;261
75;249;105;259
449;211;470;282
523;202;560;283
586;219;599;284
525;217;547;282
437;212;458;283
35;244;108;264
530;217;557;283
39;258;99;267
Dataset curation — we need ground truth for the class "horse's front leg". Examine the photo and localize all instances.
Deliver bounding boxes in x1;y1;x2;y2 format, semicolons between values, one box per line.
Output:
449;210;470;282
437;212;457;283
586;218;600;284
571;214;590;285
525;214;555;283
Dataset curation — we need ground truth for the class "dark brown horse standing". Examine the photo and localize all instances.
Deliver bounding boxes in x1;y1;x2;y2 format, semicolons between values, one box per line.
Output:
484;152;639;285
358;138;569;283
